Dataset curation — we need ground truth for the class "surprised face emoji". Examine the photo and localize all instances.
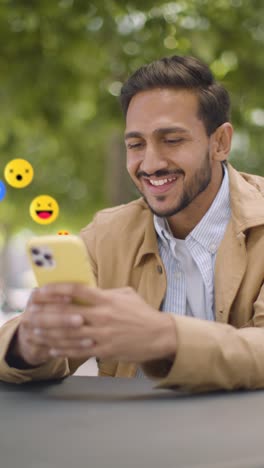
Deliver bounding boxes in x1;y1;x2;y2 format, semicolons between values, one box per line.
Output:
30;195;59;225
4;159;34;188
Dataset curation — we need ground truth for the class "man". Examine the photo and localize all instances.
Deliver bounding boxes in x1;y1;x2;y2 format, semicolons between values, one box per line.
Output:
0;55;263;391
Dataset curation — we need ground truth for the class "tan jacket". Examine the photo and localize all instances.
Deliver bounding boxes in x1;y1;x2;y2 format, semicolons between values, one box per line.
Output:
0;164;264;391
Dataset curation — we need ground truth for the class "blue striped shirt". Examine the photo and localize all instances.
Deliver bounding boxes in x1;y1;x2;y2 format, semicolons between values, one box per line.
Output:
136;166;231;377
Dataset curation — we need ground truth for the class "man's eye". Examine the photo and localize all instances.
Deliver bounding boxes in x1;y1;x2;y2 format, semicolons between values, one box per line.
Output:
127;142;143;149
164;138;183;144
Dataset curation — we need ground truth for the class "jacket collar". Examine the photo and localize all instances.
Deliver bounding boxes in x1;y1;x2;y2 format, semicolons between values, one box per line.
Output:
134;205;159;266
134;164;264;267
227;163;264;233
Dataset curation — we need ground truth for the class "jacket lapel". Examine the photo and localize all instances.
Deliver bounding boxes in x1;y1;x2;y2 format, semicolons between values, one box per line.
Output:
214;165;264;324
214;220;247;324
133;207;167;310
117;213;167;379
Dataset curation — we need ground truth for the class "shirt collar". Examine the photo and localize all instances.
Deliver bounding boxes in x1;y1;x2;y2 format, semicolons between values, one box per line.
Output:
154;214;173;246
153;165;231;254
188;164;230;253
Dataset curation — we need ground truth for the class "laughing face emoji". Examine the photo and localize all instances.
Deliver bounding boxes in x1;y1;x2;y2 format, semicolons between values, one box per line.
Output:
4;158;34;188
29;195;59;225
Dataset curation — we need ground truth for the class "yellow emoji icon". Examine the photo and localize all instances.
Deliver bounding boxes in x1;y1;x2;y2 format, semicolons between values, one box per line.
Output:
30;195;59;225
57;230;70;235
4;158;34;188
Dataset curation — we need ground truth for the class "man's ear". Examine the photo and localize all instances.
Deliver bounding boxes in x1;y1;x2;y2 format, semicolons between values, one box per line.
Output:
210;123;233;162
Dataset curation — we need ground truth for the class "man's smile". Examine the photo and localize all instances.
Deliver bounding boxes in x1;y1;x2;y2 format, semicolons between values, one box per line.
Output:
142;175;181;194
148;175;178;186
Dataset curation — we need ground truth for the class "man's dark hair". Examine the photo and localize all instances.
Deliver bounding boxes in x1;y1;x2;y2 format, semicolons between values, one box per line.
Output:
120;55;231;136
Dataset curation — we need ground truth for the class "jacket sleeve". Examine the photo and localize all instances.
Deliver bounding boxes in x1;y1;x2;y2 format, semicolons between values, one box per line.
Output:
142;283;264;392
0;315;71;384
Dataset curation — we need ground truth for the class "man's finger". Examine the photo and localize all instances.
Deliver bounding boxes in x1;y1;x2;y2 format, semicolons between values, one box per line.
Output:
39;283;106;305
23;309;84;330
48;346;95;359
31;324;93;340
30;334;95;350
28;288;72;305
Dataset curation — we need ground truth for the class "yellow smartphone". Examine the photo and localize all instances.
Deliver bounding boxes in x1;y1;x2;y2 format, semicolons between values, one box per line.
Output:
26;235;96;287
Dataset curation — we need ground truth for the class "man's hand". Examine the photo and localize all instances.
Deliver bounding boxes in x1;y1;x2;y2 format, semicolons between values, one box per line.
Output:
13;288;86;367
13;284;177;366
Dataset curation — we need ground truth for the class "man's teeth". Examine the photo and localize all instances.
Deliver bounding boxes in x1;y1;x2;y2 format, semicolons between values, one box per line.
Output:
149;177;177;186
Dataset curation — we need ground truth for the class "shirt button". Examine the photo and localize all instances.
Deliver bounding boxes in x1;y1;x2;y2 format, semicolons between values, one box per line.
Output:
209;243;217;253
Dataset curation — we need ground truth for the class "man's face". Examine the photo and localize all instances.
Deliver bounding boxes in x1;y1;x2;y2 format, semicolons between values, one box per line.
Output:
125;88;216;218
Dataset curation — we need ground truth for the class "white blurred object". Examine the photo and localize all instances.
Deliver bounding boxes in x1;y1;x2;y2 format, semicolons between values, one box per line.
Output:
5;288;32;311
0;310;21;327
74;358;98;376
21;270;37;288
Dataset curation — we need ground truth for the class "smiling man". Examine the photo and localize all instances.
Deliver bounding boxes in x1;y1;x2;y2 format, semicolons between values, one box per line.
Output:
124;87;231;237
0;56;264;391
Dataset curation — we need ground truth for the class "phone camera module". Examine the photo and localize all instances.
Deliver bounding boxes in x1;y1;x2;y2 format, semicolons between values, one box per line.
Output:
44;254;52;261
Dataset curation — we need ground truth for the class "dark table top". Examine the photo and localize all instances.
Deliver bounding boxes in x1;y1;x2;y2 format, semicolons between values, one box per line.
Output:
0;376;264;468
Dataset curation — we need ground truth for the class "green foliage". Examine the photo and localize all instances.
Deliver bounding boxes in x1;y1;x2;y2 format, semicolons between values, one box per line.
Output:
0;0;263;232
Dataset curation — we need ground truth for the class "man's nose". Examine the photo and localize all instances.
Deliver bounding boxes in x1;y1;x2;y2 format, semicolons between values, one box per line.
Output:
140;145;168;175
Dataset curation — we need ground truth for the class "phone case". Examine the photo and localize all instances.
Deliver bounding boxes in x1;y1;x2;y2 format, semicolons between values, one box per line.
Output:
26;235;96;287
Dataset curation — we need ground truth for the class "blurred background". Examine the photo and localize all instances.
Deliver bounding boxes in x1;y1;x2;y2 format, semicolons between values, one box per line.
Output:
0;0;263;317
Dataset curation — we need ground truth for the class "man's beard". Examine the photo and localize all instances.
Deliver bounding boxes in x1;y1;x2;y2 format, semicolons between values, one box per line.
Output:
135;151;212;218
